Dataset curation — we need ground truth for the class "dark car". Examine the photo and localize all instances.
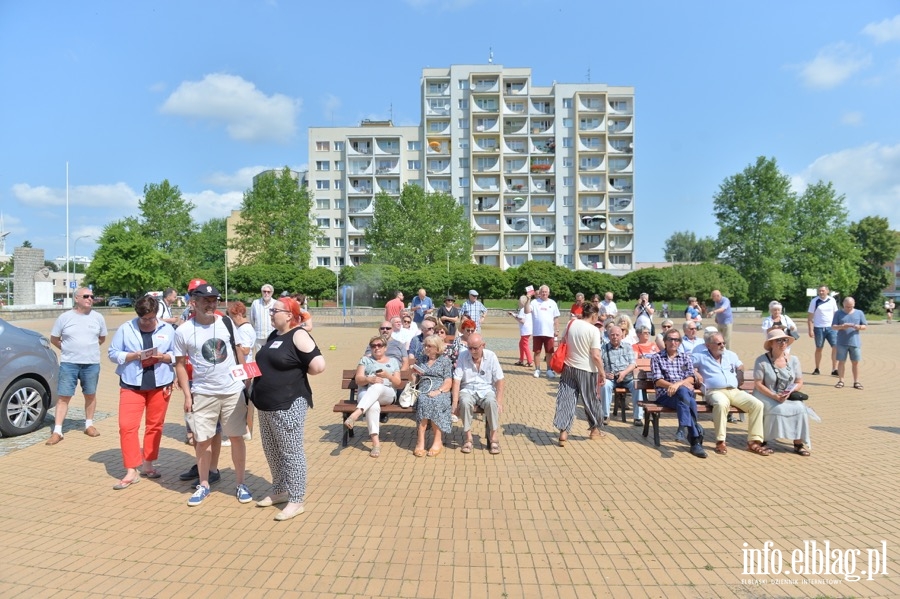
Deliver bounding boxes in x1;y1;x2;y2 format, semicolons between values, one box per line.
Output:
107;296;134;308
0;318;58;437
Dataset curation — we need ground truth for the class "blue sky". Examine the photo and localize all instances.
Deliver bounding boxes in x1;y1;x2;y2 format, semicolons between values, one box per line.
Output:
2;0;899;264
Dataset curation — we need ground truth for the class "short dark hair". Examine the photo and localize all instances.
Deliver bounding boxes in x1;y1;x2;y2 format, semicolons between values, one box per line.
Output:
581;303;598;319
135;295;158;317
163;287;176;299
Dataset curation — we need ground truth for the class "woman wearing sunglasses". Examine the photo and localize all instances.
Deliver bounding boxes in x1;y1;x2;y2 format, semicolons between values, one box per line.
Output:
251;297;325;520
345;336;402;458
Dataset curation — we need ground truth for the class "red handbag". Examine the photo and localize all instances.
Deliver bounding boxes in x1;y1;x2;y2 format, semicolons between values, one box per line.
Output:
549;321;575;374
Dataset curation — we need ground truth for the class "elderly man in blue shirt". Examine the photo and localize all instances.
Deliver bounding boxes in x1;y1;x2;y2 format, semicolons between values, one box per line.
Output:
692;330;769;457
451;333;505;455
709;289;734;349
599;325;638;425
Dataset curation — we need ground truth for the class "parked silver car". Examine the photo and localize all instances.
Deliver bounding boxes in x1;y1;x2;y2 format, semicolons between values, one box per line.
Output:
0;318;58;437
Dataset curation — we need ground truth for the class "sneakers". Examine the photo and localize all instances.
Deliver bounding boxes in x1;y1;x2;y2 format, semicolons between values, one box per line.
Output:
178;464;199;481
831;369;839;376
45;432;63;445
674;428;687;444
235;483;253;504
242;431;252;442
633;419;643;427
547;370;556;380
533;368;541;378
222;437;232;447
187;485;210;507
812;368;820;375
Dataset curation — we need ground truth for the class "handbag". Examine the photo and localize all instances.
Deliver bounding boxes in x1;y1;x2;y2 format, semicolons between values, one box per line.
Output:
549;321;575;374
398;382;419;408
787;391;808;401
789;328;800;340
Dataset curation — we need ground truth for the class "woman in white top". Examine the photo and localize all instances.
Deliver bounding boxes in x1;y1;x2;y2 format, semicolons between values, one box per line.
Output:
228;301;257;440
510;295;534;367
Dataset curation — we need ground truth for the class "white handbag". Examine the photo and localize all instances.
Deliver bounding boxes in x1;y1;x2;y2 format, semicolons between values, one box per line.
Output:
398;382;419;408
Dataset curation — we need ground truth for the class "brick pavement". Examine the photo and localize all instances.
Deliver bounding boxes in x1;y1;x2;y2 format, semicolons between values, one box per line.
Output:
1;313;898;598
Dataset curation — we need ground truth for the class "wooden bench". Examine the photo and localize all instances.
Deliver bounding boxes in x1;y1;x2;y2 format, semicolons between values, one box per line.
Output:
609;358;650;423
333;368;485;449
636;372;753;447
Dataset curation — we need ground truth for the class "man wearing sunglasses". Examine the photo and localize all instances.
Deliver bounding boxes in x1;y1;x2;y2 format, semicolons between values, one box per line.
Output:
47;287;109;444
249;284;276;354
692;331;768;456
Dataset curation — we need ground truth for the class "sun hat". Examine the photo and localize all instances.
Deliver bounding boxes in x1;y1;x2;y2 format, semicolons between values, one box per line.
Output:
764;328;795;351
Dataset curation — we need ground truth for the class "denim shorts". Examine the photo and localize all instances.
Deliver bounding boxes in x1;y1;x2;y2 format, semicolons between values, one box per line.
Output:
836;345;862;362
813;327;837;348
58;362;100;396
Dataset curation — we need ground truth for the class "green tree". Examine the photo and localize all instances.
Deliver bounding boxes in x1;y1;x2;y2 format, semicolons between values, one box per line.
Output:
231;167;317;269
365;185;475;270
21;240;32;248
714;156;793;307
657;264;748;306
297;267;340;305
783;181;860;310
506;261;570;301
192;217;227;288
85;218;170;294
397;265;452;302
662;231;718;262
620;267;667;303
564;270;624;302
140;180;197;284
849;216;900;312
447;264;511;300
228;263;300;297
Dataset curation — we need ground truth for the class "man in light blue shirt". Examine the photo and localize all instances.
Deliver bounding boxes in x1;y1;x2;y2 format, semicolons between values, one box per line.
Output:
692;331;768;456
410;288;434;325
709;290;734;349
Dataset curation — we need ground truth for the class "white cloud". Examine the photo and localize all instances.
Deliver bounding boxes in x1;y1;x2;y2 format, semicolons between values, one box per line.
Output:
184;190;245;224
862;15;900;43
841;111;864;126
793;143;900;226
11;182;140;209
798;42;871;89
160;73;301;143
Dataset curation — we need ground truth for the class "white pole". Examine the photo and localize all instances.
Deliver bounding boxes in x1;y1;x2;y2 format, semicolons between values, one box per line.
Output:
224;249;229;305
65;162;70;306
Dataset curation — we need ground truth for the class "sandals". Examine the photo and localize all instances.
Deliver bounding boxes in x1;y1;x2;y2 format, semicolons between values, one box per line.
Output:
140;468;162;479
513;361;525;366
426;447;443;458
369;446;381;458
344;415;358;429
835;380;845;388
747;442;774;456
489;443;500;455
525;362;534;368
589;428;605;440
113;476;141;490
413;448;426;457
853;382;863;390
558;432;568;447
793;443;811;457
715;441;728;455
460;441;473;454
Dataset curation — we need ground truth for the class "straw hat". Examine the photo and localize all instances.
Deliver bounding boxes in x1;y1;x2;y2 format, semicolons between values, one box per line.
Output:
764;328;795;351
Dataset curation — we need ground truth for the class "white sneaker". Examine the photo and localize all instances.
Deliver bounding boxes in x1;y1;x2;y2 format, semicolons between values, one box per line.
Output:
547;370;556;380
222;437;232;447
533;369;541;378
243;432;252;441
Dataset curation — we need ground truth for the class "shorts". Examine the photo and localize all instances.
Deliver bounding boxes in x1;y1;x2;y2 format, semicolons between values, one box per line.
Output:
58;362;100;397
836;345;861;362
187;390;247;442
813;327;837;348
533;335;555;354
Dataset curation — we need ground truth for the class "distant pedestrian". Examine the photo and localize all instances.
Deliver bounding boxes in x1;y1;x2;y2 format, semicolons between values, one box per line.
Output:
806;285;839;376
249;284;277;354
459;290;487;332
885;298;895;324
709;290;733;349
832;296;867;390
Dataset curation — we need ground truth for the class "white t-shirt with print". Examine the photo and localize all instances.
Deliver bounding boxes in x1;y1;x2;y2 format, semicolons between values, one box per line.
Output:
530;298;560;337
174;316;243;396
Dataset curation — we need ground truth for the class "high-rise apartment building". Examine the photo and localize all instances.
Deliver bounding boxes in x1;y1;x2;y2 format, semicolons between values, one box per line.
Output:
308;64;634;271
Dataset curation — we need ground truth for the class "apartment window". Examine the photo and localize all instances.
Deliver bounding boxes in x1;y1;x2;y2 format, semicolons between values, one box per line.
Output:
563;215;573;226
334;161;344;171
429;120;447;132
475;98;498;111
334;141;344;151
337;257;345;267
563;196;573;206
562;98;572;108
458;119;469;129
580;118;600;130
334;219;344;229
334;199;345;210
563;235;572;246
316;237;330;247
459;158;469;168
334;237;344;247
561;255;573;266
315;161;330;171
316;141;330;151
458;139;469;149
562;157;573;168
316;218;330;228
316;199;330;210
407;141;421;151
562;137;573;148
563;177;573;187
334;179;343;190
316;180;330;190
458;99;469;109
563;118;573;128
458;79;469;90
611;100;629;111
459;177;469;187
317;257;331;267
407;160;421;169
507;101;524;113
428;82;448;94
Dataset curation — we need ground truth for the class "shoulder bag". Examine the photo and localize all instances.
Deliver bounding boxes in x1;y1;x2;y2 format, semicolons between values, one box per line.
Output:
549;321;575;374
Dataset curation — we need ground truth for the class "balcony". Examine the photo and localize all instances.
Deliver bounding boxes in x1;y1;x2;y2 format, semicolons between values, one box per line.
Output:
504;100;527;115
609;158;633;173
530;199;554;213
348;200;373;215
580;215;607;232
532;179;555;194
532;139;555;154
504;235;527;251
608;140;633;154
474;196;500;212
578;157;605;172
427;140;450;154
376;179;400;194
608;99;633;115
607;234;633;251
503;197;527;213
348;160;372;175
530;160;553;174
375;160;399;174
427;121;451;136
531;217;555;233
609;196;633;212
609;177;633;193
374;139;401;155
579;195;606;211
504;82;527;96
349;217;372;232
425;103;450;116
530;99;554;115
472;138;500;153
505;179;528;193
474;234;500;251
427;160;451;175
578;176;605;192
578;96;606;112
348;242;368;254
504;159;527;174
505;217;529;233
579;255;605;270
609;216;633;232
579;235;606;251
475;217;501;232
472;79;499;93
503;119;528;135
473;177;500;192
608;118;633;134
348;142;372;155
348;182;373;195
425;83;450;96
531;236;555;252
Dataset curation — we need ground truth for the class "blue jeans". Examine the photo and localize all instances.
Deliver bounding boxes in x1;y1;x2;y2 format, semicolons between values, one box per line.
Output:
656;386;702;440
58;362;100;397
600;378;636;419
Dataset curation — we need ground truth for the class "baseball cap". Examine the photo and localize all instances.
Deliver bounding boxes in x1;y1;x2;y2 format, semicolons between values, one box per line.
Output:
187;278;207;293
191;284;221;298
468;290;479;296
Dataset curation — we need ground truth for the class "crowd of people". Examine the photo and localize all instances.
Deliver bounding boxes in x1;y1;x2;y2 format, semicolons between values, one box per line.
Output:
42;281;871;517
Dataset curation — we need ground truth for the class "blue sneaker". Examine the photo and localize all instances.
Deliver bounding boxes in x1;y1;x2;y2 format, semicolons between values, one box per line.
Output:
187;485;210;507
674;428;687;444
235;483;253;504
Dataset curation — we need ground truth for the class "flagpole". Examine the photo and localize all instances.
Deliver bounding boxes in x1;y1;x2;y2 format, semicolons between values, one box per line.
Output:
66;162;71;306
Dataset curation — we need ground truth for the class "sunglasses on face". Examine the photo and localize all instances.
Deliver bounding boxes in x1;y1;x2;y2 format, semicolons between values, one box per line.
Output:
379;326;391;331
666;337;682;343
714;342;726;347
79;294;94;299
662;325;672;329
370;343;385;349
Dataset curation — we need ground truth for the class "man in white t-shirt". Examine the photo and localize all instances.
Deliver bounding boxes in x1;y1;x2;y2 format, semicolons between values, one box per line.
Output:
46;287;108;445
248;284;276;354
156;287;179;326
175;284;252;507
553;303;605;446
599;291;618;323
525;285;561;379
806;285;839;376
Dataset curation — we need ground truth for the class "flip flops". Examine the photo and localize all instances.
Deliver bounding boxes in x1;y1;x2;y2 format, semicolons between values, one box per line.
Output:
113;476;141;490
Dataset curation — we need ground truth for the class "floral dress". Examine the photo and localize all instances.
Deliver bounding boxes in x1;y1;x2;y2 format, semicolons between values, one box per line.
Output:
415;354;452;433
